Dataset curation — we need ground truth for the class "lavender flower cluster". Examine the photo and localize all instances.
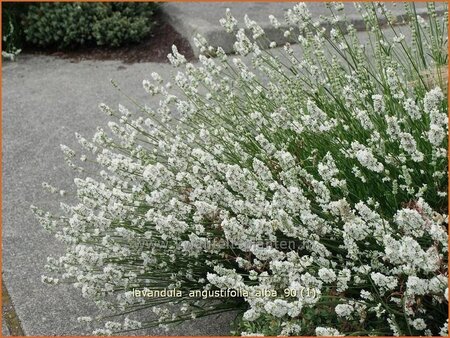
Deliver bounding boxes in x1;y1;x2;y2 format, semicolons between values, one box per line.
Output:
33;2;448;336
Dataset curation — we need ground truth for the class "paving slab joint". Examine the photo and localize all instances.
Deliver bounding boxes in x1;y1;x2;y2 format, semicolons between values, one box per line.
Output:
2;281;25;336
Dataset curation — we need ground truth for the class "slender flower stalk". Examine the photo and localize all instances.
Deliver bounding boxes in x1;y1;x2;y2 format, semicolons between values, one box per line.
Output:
32;2;448;336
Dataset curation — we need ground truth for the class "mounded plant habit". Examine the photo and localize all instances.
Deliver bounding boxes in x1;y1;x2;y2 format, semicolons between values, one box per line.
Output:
32;2;448;336
23;2;158;48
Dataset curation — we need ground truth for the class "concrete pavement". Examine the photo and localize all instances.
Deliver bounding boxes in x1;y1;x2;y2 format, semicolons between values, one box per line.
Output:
2;55;236;335
162;2;447;56
2;320;9;336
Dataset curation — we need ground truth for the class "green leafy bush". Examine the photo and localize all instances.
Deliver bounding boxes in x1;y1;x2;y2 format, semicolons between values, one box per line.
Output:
92;12;150;47
22;2;158;48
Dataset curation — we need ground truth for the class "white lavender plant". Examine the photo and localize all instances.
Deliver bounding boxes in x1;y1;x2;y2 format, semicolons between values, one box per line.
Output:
32;2;448;336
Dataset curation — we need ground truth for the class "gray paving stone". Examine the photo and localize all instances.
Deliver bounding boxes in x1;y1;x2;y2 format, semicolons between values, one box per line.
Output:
162;2;446;56
2;55;236;335
2;318;10;336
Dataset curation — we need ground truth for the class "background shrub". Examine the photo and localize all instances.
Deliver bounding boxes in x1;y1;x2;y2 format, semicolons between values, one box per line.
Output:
92;12;149;47
22;2;158;48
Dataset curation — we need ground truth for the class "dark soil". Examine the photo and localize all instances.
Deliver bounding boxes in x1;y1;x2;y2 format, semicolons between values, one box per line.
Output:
22;13;195;64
